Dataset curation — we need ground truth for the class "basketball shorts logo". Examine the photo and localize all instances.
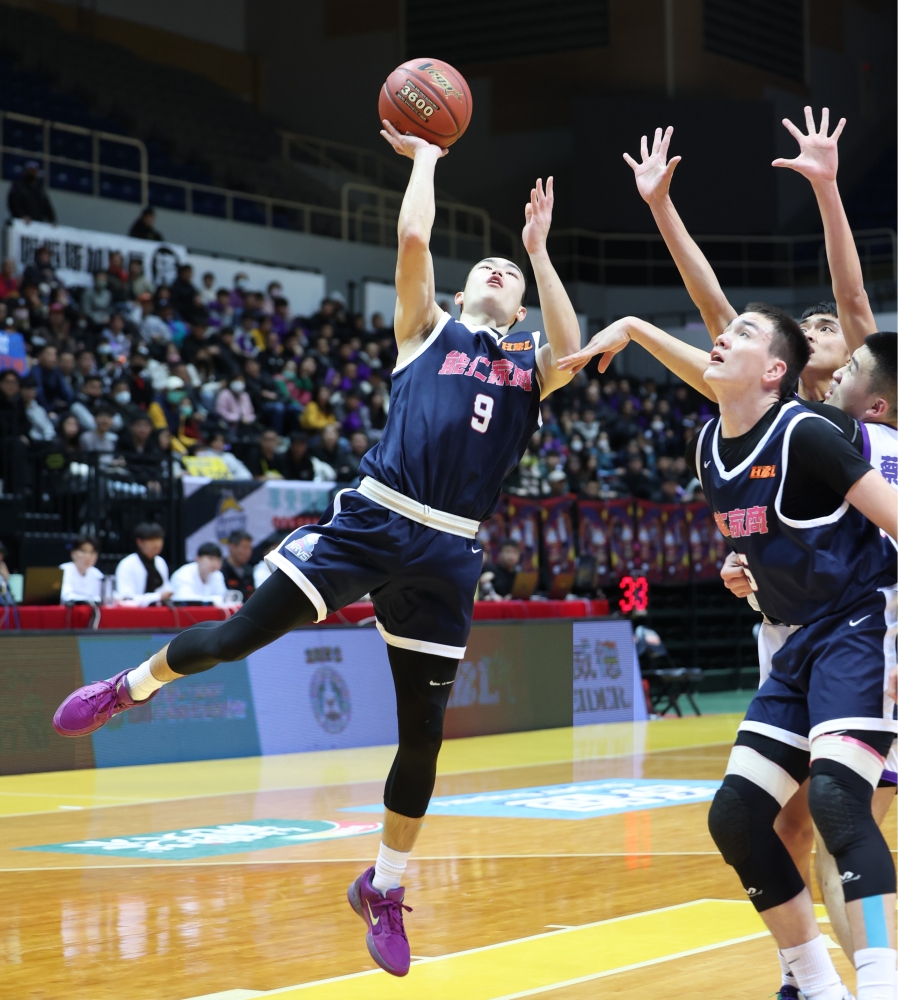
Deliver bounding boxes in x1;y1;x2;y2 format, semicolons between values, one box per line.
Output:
287;532;322;562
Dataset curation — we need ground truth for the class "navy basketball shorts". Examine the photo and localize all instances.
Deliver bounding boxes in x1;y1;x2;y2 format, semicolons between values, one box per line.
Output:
266;489;483;659
742;585;898;757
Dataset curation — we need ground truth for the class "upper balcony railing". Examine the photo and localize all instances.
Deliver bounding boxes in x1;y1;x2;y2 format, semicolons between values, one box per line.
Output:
2;112;894;288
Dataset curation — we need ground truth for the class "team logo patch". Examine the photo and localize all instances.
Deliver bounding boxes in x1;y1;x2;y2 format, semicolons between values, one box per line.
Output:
310;666;351;734
713;506;768;538
749;465;776;479
503;340;532;352
22;819;382;860
286;532;322;562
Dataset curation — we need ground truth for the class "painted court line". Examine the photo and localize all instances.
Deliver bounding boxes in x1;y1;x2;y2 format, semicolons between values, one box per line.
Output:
0;852;724;872
195;898;772;1000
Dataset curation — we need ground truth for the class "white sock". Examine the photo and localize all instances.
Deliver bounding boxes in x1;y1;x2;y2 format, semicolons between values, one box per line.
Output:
124;661;167;702
855;947;897;1000
371;842;410;895
782;936;846;1000
779;949;800;990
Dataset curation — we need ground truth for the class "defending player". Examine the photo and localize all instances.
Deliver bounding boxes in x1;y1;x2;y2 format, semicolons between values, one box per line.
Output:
621;107;896;997
560;308;897;1000
52;121;581;977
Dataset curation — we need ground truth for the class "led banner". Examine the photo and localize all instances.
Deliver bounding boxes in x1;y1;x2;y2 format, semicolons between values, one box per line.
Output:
572;619;647;726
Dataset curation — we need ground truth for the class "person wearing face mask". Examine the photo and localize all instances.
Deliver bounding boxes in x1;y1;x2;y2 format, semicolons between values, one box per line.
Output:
215;375;256;434
148;376;202;454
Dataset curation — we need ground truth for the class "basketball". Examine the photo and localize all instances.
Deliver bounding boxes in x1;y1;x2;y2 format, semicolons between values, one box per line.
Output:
378;57;472;147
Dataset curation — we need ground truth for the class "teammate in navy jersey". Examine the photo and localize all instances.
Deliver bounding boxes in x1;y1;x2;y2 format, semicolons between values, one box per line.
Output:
52;120;581;976
560;309;897;1000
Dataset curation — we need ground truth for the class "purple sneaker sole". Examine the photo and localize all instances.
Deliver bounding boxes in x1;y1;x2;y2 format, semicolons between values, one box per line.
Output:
53;668;156;737
347;868;411;977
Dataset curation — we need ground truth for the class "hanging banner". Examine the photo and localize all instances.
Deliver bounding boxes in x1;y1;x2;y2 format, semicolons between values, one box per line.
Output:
6;219;188;288
541;495;576;599
634;500;664;583
476;504;508;566
577;499;611;591
687;502;726;581
602;499;637;580
505;496;541;596
661;504;691;583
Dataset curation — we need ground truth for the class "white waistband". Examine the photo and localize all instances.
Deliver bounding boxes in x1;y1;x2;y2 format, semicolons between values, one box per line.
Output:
357;478;480;539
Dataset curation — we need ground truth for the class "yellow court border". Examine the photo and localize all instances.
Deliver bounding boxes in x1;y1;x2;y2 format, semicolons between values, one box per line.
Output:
183;898;783;1000
0;714;741;817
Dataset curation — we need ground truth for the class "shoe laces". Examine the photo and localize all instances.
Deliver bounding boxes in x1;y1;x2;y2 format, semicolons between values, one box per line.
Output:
84;679;124;721
370;894;412;935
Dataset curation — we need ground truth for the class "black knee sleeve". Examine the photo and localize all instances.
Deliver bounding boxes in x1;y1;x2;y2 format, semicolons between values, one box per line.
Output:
708;732;810;912
382;646;458;819
809;733;896;902
167;569;317;674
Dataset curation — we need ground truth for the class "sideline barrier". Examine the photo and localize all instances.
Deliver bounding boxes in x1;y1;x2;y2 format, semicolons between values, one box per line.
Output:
0;618;642;775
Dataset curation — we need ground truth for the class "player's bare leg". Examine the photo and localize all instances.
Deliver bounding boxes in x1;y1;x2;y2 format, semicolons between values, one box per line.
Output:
776;779;815;888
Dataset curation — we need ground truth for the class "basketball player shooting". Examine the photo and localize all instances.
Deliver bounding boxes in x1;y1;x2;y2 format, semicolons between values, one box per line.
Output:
52;119;581;977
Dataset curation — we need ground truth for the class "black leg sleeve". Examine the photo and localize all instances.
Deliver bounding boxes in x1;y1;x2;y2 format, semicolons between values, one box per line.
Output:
382;645;459;819
167;569;318;675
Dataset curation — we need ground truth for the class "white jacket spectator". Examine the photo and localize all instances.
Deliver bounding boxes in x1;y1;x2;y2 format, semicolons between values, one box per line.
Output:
60;561;104;603
115;552;171;602
170;543;227;603
253;559;271;589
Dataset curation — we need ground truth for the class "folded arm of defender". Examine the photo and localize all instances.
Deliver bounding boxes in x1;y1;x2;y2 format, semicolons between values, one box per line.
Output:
557;316;716;401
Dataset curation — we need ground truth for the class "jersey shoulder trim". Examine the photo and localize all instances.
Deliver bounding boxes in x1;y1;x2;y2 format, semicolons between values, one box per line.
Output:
392;310;452;375
711;400;800;481
695;418;715;489
774;412;849;529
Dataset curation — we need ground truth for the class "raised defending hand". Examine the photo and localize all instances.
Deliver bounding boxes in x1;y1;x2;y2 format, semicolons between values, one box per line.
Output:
772;106;845;185
379;119;447;160
522;177;554;255
556;319;631;375
623;126;681;206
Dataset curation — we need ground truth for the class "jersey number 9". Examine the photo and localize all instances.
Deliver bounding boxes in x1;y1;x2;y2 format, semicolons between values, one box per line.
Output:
471;393;494;434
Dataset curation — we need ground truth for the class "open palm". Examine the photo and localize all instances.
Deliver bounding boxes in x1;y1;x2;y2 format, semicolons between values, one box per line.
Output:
624;126;681;206
522;177;554;254
772;106;844;185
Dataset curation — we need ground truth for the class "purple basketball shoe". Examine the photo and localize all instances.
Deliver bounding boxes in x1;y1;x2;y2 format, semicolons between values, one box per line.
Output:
53;669;155;737
347;866;412;977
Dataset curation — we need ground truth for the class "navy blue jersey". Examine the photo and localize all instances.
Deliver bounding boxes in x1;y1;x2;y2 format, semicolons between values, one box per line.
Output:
697;400;896;626
360;311;542;522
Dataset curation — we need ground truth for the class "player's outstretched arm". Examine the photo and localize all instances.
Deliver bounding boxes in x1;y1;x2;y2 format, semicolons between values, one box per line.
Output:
625;127;737;340
523;177;582;398
773;107;876;353
381;120;446;347
845;469;898;541
557;316;717;401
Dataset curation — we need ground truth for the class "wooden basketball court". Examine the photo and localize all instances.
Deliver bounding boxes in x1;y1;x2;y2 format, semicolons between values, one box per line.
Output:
1;714;886;999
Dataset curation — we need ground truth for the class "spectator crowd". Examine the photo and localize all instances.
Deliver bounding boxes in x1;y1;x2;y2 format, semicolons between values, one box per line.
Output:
0;238;716;505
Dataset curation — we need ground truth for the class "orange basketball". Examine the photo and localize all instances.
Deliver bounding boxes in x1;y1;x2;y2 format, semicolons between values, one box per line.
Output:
378;58;472;148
